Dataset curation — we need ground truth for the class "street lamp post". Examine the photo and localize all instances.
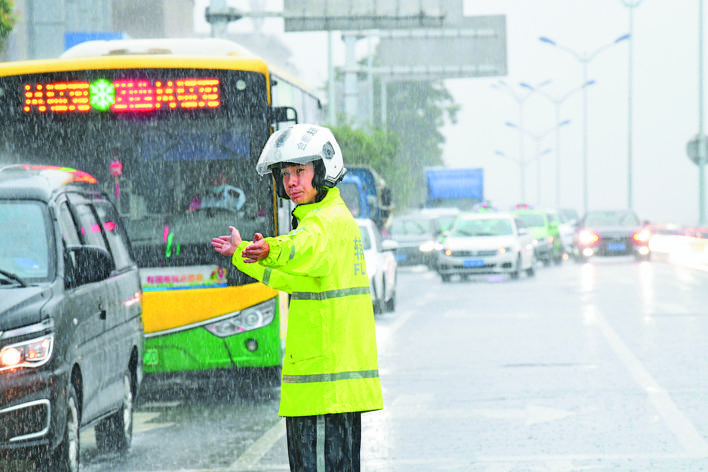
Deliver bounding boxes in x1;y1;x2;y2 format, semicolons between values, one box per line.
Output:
619;0;644;210
491;80;551;203
521;81;595;207
700;0;707;225
506;121;571;206
540;34;630;214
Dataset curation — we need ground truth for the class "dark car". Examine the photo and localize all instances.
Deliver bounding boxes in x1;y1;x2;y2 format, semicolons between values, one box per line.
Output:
573;209;651;262
388;212;444;268
0;165;144;471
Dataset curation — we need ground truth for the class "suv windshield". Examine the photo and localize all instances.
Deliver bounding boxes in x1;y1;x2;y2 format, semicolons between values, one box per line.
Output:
0;201;51;282
516;213;546;228
585;211;640;227
451;217;513;237
390;217;434;237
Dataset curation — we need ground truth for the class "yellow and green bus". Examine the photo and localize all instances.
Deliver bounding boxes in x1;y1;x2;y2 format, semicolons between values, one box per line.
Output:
0;38;322;389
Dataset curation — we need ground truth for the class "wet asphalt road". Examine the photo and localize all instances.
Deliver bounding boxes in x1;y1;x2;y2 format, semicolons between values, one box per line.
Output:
9;255;708;472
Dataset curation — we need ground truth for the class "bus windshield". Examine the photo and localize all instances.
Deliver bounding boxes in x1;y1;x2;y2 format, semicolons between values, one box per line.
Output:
0;68;273;275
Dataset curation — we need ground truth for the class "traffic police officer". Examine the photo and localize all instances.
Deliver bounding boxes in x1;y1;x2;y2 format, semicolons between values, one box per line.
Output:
212;124;383;471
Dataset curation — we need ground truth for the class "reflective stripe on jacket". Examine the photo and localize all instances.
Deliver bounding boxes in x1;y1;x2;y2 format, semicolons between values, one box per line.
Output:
232;187;383;416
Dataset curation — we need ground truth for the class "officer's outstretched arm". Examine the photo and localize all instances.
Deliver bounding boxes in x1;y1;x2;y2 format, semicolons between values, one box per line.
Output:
232;241;309;293
260;219;332;277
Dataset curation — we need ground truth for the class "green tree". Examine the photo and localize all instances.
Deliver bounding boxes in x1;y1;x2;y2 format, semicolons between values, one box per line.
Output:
329;50;460;211
381;80;460;209
329;123;412;205
0;0;16;54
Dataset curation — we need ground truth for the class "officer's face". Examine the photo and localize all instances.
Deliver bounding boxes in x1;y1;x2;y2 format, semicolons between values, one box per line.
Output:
281;163;318;204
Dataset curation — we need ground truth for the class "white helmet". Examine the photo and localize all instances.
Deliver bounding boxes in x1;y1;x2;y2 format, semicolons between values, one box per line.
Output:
256;124;346;196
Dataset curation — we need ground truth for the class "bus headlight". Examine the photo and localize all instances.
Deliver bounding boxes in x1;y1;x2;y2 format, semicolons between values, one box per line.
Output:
0;334;54;371
204;299;276;338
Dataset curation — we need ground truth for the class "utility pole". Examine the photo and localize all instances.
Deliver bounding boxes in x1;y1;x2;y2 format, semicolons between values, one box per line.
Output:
205;1;279;39
205;0;241;38
700;0;706;225
619;0;644;210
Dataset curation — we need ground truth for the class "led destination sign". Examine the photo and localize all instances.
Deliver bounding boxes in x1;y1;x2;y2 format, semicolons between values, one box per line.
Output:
23;78;221;114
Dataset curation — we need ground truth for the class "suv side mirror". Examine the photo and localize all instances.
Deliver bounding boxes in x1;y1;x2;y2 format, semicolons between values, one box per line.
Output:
68;246;115;286
518;227;528;236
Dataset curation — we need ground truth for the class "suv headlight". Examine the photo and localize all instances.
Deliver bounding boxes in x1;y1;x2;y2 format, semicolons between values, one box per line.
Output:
578;230;599;246
633;230;651;243
0;334;54;371
204;299;276;338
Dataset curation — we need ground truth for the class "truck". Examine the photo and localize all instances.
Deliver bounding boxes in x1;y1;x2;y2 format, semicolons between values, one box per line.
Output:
425;167;484;211
339;165;393;229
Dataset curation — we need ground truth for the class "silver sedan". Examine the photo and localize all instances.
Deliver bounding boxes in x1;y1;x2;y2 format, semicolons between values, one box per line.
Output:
436;212;536;282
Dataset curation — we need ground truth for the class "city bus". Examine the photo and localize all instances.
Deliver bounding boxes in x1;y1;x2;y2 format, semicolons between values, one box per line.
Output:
0;38;322;391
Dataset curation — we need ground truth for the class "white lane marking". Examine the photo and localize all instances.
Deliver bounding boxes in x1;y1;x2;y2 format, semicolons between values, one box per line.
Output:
386;394;574;425
391;392;434;408
587;306;708;457
133;411;174;433
469;405;574;426
139;400;181;409
83;412;173;445
375;308;415;353
444;311;536;319
229;418;286;470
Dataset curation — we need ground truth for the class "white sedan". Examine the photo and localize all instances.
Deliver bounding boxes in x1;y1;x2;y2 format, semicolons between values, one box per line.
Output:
436;212;536;282
357;218;398;313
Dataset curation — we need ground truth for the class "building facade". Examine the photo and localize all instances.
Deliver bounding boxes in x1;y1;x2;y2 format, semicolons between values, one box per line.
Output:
3;0;195;61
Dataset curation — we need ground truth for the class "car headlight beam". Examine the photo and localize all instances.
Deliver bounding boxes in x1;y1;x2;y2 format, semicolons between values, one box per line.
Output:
578;230;599;246
633;230;651;243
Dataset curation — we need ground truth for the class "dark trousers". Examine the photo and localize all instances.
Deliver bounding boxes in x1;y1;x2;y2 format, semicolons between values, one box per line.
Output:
286;412;361;472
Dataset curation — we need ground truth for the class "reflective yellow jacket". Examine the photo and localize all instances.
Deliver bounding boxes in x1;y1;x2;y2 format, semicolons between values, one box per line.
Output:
232;187;383;416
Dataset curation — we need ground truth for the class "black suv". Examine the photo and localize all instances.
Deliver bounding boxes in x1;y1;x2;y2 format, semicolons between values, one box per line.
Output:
0;165;144;471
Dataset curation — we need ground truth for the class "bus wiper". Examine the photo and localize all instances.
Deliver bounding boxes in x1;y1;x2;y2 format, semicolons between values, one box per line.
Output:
0;269;27;287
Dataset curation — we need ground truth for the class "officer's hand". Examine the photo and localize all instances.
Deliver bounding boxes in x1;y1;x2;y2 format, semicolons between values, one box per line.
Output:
211;226;242;256
242;233;270;263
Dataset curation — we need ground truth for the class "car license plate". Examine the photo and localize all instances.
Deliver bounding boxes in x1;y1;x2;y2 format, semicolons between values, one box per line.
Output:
463;259;485;268
607;242;626;251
